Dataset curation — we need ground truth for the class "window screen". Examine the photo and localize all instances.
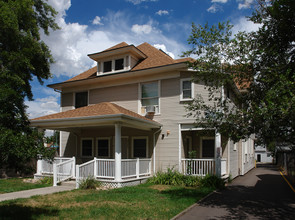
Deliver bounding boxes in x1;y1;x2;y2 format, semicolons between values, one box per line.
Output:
133;138;147;158
82;139;92;157
75;92;88;108
97;139;109;157
115;59;124;70
103;61;112;72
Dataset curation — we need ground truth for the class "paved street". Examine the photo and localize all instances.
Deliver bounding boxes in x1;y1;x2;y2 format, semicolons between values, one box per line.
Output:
176;164;295;220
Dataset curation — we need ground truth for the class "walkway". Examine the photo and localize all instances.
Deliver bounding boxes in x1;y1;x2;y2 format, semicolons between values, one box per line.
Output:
0;184;75;202
175;164;295;220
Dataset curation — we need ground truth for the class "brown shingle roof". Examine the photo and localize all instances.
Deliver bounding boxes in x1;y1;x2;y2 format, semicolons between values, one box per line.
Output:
63;42;189;84
32;102;155;123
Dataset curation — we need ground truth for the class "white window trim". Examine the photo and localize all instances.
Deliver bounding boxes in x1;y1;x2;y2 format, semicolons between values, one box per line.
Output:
98;56;129;75
200;137;215;159
180;78;194;101
139;80;160;115
131;136;148;158
96;137;111;158
81;138;94;158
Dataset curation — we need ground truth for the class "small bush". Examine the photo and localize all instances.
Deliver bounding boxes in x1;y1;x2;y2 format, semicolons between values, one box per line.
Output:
79;176;101;189
200;175;225;190
148;168;200;187
38;176;53;185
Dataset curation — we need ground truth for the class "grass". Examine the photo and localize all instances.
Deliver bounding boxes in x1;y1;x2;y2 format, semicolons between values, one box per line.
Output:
0;183;214;219
0;178;51;194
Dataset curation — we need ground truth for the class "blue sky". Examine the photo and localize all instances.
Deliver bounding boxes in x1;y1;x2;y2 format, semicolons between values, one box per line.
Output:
27;0;259;119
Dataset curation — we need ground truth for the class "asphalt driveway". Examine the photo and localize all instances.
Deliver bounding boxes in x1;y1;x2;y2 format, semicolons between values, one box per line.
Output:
175;164;295;220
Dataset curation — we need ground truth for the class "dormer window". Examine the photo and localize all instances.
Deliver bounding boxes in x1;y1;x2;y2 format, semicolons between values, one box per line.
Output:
103;61;112;73
115;58;124;70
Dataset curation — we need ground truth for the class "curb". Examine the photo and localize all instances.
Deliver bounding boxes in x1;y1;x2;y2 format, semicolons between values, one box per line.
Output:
170;190;218;220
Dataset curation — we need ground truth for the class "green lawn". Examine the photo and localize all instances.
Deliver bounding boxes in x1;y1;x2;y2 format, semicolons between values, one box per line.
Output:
0;183;214;219
0;178;51;194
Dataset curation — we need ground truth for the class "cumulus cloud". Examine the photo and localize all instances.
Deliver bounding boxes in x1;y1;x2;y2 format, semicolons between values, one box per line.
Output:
207;4;222;13
156;10;169;16
92;16;103;25
238;0;254;10
126;0;158;5
232;16;261;34
26;96;60;119
153;44;175;59
131;24;153;34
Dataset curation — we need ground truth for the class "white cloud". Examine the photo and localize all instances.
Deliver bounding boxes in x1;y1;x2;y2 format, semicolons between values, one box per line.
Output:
153;44;175;59
131;24;153;34
26;96;60;119
207;4;222;13
92;16;103;25
156;10;169;16
238;0;254;10
126;0;158;5
232;16;261;34
212;0;228;3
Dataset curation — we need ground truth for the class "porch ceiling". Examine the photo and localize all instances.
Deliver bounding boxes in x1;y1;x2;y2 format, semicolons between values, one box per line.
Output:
30;102;162;131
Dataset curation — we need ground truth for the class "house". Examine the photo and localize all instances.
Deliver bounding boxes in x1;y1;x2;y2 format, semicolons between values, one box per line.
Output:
255;145;273;163
30;42;255;187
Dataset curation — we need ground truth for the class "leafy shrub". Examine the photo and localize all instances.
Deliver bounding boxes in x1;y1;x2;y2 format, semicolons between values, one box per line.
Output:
200;175;225;190
79;176;101;189
38;176;53;185
148;168;200;187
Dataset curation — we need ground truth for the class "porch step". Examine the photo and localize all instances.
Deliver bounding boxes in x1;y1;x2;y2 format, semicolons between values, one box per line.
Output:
60;180;76;187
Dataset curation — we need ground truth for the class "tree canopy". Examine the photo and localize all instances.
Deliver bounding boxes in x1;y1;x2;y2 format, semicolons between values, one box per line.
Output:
184;0;295;147
0;0;58;173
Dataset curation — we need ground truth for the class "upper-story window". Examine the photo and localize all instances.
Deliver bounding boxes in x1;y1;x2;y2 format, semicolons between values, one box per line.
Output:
75;91;88;108
115;58;124;70
103;61;112;73
141;81;159;114
180;78;194;101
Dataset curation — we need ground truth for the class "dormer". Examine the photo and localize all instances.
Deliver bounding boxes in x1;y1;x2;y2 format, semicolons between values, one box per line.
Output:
88;42;147;76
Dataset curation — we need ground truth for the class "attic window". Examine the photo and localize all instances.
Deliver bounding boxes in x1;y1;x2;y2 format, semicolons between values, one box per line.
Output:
115;58;124;70
103;61;112;73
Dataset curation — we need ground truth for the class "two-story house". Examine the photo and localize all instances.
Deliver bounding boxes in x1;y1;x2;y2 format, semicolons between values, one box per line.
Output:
31;42;255;187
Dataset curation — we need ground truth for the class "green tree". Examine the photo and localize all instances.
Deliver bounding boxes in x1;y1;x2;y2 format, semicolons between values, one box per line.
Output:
0;0;58;173
184;0;295;147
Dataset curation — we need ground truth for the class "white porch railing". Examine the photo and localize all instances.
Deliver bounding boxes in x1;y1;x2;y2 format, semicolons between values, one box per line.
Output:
181;159;215;176
76;158;152;188
221;158;227;176
36;157;73;175
53;157;76;186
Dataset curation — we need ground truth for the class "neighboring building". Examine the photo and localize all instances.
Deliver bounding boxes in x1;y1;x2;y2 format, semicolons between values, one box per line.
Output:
255;145;273;163
31;42;255;187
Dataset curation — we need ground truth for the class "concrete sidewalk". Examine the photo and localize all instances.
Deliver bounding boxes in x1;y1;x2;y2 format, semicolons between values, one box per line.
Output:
174;164;295;220
0;185;75;202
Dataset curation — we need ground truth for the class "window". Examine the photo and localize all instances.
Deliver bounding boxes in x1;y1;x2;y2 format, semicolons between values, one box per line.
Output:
115;59;124;70
201;138;215;158
81;139;93;157
180;79;193;100
133;137;148;158
141;81;159;114
103;61;112;73
75;91;88;108
97;138;110;157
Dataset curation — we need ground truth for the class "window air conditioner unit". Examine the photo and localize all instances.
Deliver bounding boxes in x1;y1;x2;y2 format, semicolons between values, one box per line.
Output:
146;105;155;114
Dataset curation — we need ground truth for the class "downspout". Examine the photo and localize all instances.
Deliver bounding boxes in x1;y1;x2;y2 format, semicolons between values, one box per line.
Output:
153;126;162;174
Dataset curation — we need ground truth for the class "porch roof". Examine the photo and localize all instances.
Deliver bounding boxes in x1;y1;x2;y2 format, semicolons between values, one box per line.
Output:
30;102;162;131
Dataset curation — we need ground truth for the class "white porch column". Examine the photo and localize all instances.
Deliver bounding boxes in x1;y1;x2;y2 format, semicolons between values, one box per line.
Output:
215;131;222;177
115;123;122;182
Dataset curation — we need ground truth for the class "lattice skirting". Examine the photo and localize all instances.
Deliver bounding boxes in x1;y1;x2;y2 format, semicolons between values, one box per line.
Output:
100;178;149;188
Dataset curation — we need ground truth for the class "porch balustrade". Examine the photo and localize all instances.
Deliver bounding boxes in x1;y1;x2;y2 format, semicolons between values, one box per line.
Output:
36;157;73;175
53;157;76;186
181;159;215;176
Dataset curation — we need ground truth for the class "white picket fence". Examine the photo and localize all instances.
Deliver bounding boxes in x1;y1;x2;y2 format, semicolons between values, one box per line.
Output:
76;158;152;188
36;157;74;175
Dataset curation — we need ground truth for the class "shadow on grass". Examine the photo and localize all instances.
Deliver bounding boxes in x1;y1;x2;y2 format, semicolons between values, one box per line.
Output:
160;187;214;203
0;204;59;220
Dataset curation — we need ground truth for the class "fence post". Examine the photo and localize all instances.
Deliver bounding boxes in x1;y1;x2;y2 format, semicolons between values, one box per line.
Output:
53;163;57;186
136;158;140;179
149;159;152;175
76;165;80;189
72;157;76;178
37;159;42;175
94;157;97;178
